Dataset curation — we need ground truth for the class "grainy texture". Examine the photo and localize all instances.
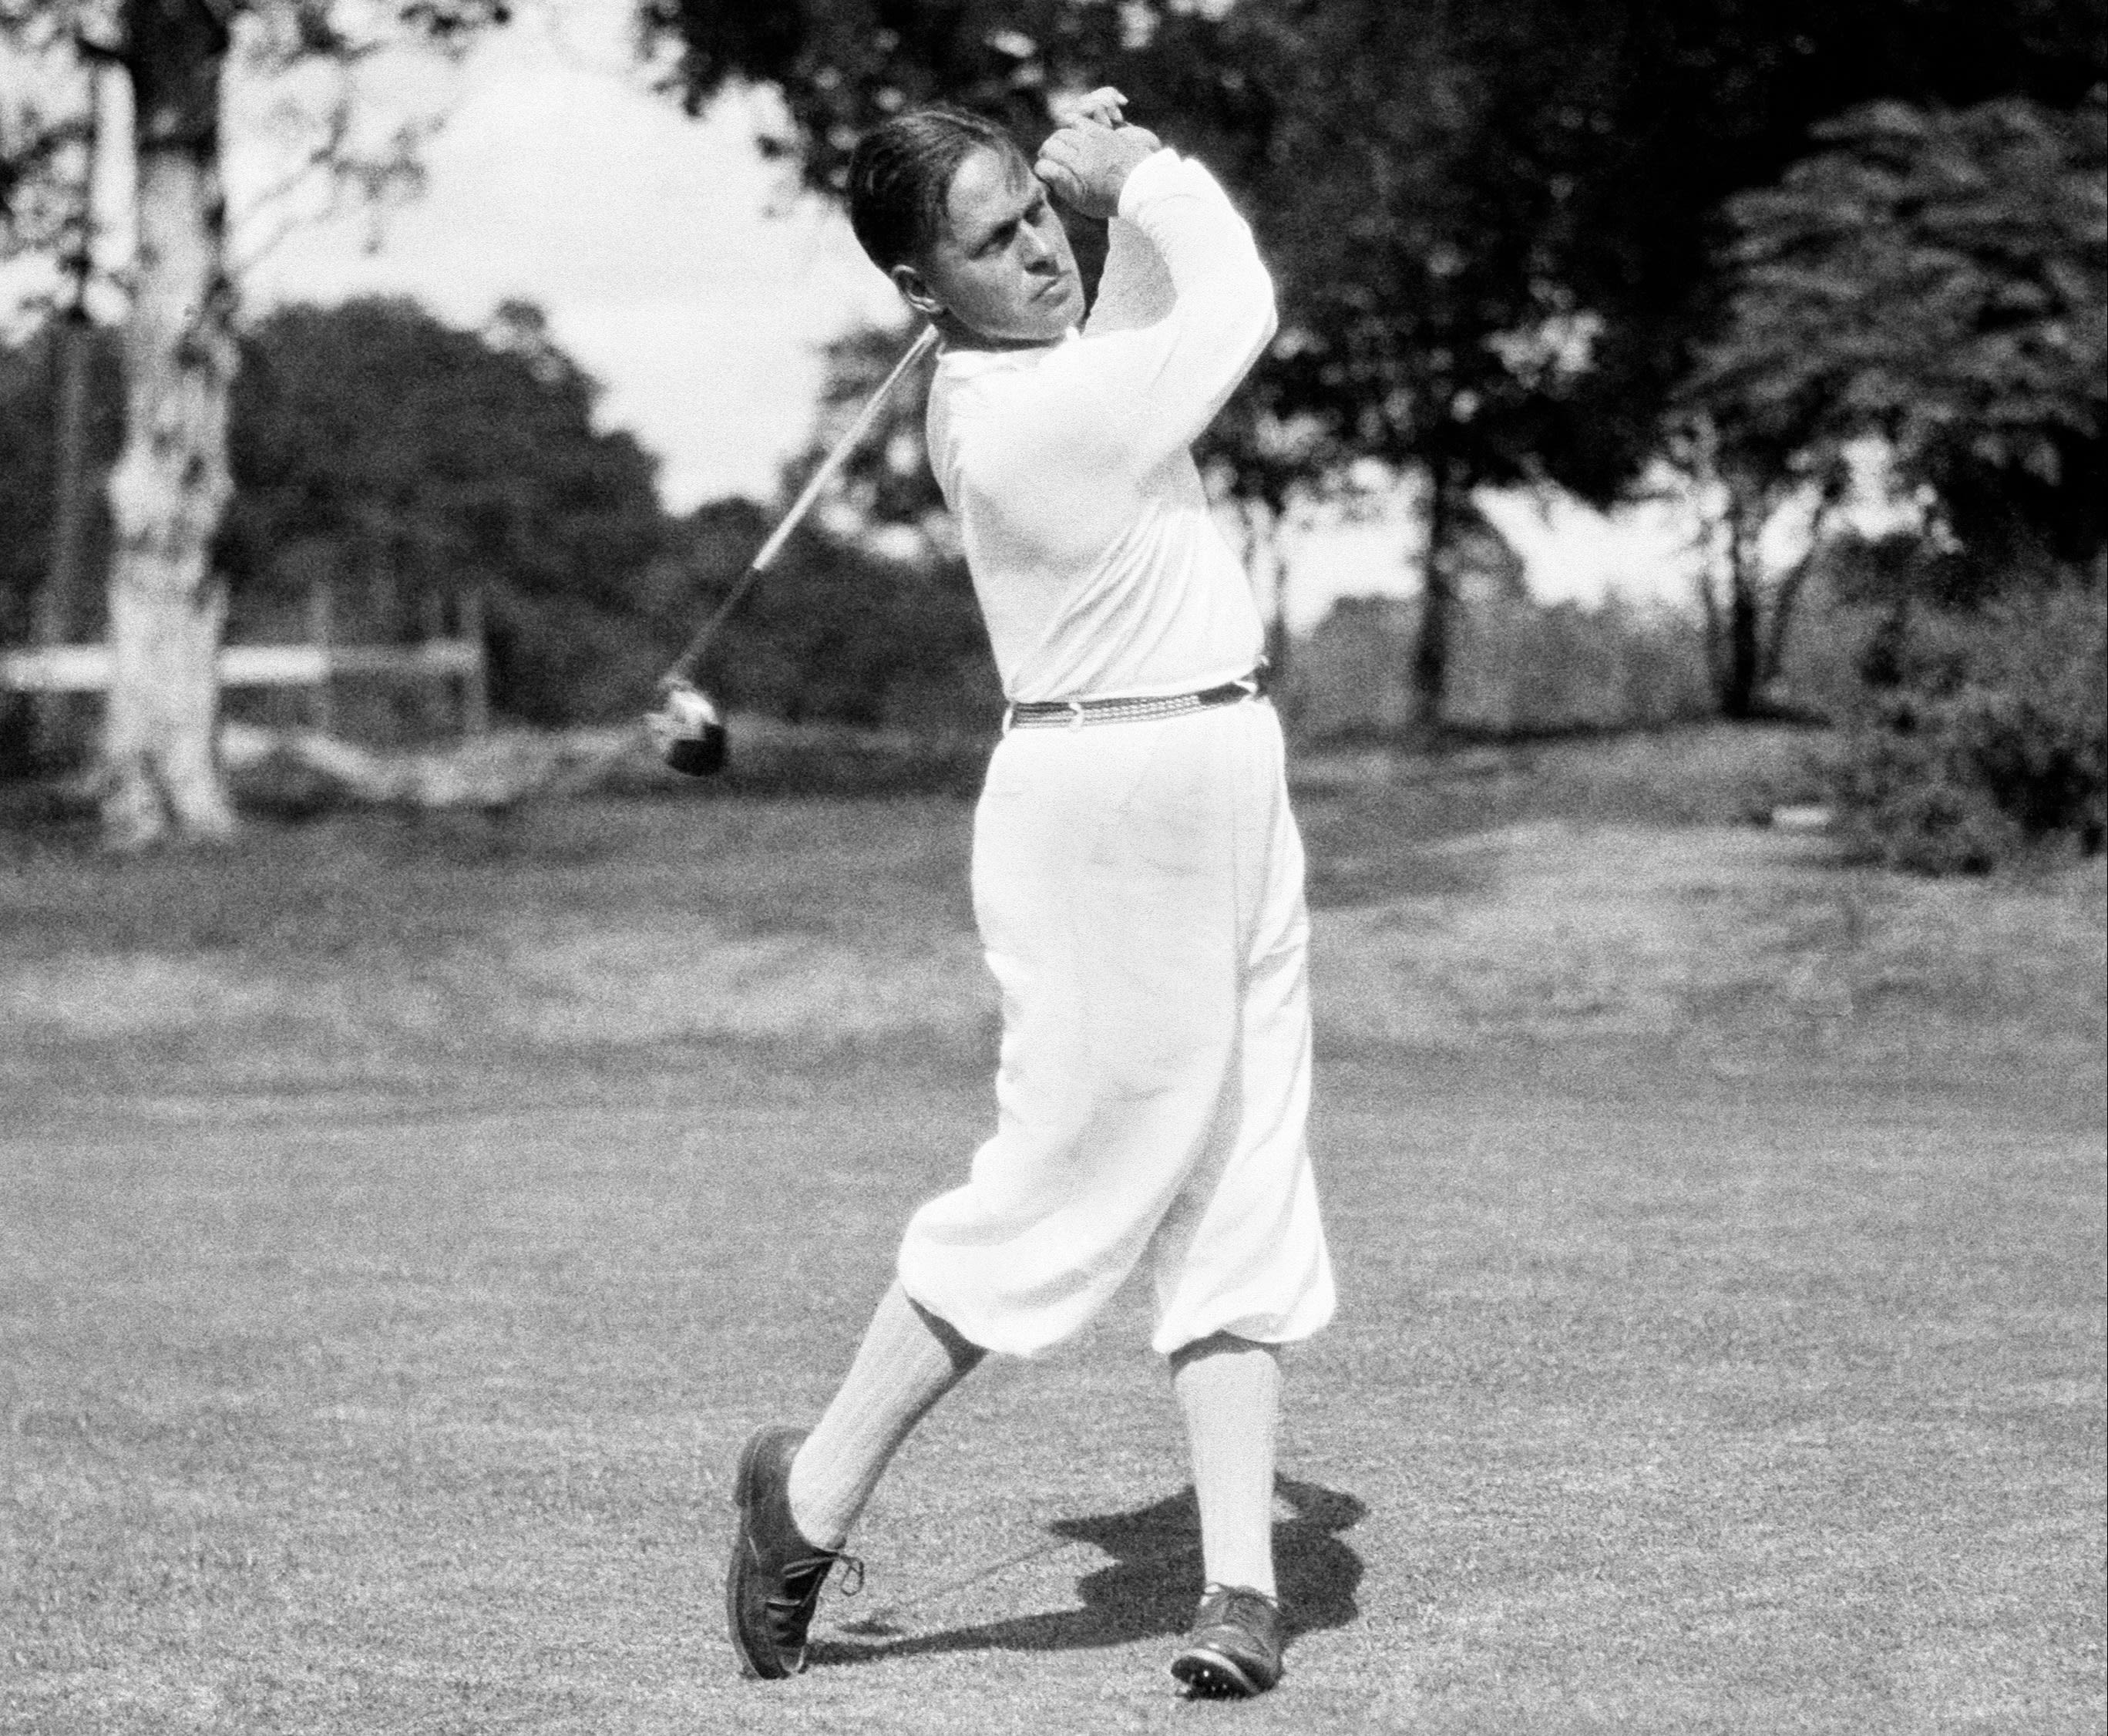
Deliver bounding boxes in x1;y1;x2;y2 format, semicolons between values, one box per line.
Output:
2;731;2102;1733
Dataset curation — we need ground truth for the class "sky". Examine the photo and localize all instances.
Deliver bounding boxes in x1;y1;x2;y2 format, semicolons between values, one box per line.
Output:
232;2;905;512
5;0;1723;631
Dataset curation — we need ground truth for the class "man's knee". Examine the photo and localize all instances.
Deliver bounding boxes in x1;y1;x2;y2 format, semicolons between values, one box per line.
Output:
1167;1329;1274;1373
903;1288;990;1374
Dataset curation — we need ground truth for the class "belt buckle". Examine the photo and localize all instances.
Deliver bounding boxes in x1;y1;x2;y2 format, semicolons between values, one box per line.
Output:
1066;699;1085;731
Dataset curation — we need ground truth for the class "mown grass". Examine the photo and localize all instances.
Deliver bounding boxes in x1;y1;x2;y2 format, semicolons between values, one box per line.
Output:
3;1059;2099;1734
2;723;2103;1733
3;724;2096;1104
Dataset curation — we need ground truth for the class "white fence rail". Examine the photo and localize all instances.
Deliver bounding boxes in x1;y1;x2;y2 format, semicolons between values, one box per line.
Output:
1;631;489;735
0;640;483;691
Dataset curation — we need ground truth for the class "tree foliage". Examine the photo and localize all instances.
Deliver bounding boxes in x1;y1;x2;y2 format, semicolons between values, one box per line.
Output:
1683;93;2108;866
653;321;1000;733
641;0;2106;722
1656;414;1847;718
1;0;512;842
685;527;1000;732
2;296;670;730
1829;576;2106;871
220;296;666;723
0;319;123;640
1689;95;2108;588
790;318;949;556
637;0;1119;188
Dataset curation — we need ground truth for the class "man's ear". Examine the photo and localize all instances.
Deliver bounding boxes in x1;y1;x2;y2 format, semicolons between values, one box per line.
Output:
891;262;945;321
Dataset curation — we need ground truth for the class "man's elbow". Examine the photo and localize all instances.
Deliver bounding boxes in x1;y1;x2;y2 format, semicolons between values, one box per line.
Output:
1239;270;1279;362
1255;289;1279;352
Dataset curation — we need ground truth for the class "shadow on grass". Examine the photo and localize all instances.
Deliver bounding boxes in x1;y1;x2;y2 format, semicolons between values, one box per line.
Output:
811;1475;1364;1667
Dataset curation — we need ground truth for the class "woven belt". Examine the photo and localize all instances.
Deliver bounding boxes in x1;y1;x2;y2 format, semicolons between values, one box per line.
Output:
1004;669;1266;731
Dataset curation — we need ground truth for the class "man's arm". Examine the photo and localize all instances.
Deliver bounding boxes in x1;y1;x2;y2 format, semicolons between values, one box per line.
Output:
1030;119;1277;477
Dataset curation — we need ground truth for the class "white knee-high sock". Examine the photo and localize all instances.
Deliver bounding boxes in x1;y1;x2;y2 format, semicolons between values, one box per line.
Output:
786;1281;983;1549
1171;1333;1282;1599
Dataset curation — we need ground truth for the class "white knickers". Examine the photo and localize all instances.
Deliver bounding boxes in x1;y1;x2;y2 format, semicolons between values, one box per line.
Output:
896;697;1336;1358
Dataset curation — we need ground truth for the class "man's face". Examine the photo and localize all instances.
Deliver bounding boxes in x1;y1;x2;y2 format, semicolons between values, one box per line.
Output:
903;145;1084;347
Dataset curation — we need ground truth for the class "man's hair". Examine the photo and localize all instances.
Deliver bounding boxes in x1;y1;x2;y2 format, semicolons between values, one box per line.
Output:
848;105;1024;271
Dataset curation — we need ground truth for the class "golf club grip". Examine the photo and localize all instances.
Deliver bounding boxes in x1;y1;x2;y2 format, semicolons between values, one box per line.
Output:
663;324;940;689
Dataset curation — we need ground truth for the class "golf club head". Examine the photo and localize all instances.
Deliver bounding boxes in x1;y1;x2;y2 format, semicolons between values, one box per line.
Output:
649;680;729;778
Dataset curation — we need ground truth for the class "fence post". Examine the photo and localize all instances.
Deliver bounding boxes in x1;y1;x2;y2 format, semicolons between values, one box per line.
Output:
459;589;489;735
305;583;334;734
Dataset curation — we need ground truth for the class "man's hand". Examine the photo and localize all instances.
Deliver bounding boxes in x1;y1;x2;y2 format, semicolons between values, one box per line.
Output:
1053;85;1129;129
1034;113;1161;221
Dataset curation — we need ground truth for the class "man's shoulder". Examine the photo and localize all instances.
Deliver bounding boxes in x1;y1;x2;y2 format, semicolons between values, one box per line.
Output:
932;341;1074;430
936;341;1067;383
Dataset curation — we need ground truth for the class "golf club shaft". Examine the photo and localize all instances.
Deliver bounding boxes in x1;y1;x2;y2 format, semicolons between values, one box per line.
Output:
664;323;940;688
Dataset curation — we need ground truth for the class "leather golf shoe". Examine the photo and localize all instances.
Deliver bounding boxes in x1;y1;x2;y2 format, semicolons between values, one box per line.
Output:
725;1424;858;1677
1170;1583;1285;1697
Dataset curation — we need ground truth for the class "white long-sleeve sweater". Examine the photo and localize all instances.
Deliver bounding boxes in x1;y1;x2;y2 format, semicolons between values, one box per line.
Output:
924;147;1278;703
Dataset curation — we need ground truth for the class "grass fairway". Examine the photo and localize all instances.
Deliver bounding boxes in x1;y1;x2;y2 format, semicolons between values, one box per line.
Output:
3;734;2104;1733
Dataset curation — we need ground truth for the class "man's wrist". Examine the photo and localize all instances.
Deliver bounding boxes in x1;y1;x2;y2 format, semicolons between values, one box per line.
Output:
1114;147;1179;223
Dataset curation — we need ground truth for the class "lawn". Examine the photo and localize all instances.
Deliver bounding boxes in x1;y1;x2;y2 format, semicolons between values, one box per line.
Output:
2;727;2103;1733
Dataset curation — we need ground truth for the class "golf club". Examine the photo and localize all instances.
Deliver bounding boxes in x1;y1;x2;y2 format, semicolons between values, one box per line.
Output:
649;323;942;775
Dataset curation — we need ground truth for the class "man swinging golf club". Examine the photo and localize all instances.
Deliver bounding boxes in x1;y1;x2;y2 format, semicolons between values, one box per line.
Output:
725;87;1335;1699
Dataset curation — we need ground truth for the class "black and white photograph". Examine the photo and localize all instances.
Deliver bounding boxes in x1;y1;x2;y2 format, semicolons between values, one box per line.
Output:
2;2;2103;1729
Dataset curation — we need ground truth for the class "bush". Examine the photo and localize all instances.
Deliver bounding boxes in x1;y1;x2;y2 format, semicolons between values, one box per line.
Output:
695;539;1001;735
1831;577;2107;872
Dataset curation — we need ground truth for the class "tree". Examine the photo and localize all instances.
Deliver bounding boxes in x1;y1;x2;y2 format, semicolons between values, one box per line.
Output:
0;312;125;769
1165;0;2106;724
639;0;1601;723
12;55;106;764
1656;414;1845;718
1189;0;1639;727
791;318;950;562
4;22;115;769
637;0;1118;191
0;0;508;846
1675;96;2106;861
4;294;671;730
221;297;667;725
1195;392;1346;690
639;0;2105;728
1687;96;2108;600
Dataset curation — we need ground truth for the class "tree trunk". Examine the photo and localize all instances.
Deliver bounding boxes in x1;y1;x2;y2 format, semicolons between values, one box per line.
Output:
1721;479;1768;719
100;1;237;847
1758;496;1837;702
1699;472;1763;720
1724;560;1760;719
1264;553;1291;691
1233;496;1293;689
1413;460;1457;732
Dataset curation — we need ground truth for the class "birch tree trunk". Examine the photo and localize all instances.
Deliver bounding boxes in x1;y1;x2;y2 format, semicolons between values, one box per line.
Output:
100;0;237;848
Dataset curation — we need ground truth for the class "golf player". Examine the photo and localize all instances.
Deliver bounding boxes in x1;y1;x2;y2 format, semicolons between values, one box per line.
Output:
725;90;1335;1699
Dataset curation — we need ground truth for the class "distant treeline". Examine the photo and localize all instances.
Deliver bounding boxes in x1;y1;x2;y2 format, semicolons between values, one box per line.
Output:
0;296;999;745
2;288;2100;870
0;293;1761;745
